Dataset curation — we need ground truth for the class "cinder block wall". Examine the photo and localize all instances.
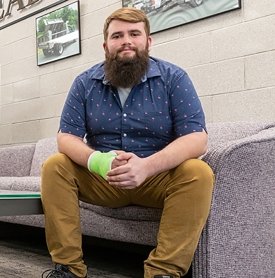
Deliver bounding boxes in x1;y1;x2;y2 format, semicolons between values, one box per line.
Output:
0;0;274;146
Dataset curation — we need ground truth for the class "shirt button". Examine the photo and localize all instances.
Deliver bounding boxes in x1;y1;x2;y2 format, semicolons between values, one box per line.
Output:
123;113;127;117
123;133;127;137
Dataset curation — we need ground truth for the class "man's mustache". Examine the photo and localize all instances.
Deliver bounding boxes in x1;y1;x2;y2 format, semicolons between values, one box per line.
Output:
117;46;137;53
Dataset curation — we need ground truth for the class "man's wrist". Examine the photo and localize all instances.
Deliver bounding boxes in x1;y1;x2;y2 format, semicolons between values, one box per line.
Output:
87;151;117;179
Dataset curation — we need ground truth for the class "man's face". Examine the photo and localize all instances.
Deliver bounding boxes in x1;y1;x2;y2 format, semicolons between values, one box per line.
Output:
103;19;152;60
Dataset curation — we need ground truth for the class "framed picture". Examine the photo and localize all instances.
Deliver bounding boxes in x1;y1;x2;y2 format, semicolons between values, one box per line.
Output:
36;1;81;66
122;0;241;34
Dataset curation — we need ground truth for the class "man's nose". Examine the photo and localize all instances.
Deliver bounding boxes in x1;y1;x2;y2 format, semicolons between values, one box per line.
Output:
121;35;132;45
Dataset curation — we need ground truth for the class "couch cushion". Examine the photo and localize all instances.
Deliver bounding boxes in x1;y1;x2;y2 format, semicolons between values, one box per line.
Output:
80;202;162;221
0;144;35;177
28;122;269;176
30;137;58;176
207;121;269;150
0;176;40;191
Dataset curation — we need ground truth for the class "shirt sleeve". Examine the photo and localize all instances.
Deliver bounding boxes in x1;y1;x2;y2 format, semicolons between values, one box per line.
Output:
59;76;87;138
170;72;206;137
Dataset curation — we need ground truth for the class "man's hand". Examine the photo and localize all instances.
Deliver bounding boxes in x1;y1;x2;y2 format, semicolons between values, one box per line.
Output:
107;152;149;189
108;131;208;189
111;151;128;169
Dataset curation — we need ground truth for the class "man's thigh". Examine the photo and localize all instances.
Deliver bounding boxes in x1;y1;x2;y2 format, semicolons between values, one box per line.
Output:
78;158;212;210
77;167;132;208
129;158;213;209
46;153;132;208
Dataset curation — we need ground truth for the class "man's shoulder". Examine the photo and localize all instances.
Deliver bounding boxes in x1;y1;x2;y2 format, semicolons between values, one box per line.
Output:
76;61;105;82
149;57;187;76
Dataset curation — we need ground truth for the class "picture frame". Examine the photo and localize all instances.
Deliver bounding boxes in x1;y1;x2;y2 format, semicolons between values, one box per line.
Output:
36;1;81;66
122;0;241;34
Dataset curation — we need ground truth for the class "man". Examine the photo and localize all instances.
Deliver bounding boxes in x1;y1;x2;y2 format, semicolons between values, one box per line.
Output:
41;7;214;278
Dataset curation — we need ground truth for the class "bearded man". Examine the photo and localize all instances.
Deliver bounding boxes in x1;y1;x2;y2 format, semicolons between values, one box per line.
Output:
41;7;214;278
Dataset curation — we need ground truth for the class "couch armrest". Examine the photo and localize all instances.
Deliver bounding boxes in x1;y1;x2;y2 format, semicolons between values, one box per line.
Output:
0;144;35;177
193;126;275;278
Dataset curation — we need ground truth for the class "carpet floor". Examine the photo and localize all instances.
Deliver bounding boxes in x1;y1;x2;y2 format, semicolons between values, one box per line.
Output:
0;222;150;278
0;222;192;278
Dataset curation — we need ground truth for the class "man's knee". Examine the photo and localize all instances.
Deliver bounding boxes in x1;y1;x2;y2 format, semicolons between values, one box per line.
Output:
41;153;76;199
168;159;214;211
174;159;214;189
42;153;71;176
185;159;213;182
41;153;73;193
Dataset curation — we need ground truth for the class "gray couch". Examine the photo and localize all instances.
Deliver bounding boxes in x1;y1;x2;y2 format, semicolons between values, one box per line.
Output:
0;122;274;278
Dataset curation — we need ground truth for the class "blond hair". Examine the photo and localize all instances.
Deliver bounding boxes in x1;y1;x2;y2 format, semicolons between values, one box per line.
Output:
103;7;150;41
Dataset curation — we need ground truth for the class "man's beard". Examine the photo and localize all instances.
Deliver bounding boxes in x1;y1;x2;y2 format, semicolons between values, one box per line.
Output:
104;47;149;88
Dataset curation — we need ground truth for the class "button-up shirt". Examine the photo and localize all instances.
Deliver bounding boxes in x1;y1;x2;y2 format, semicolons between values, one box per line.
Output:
59;57;206;157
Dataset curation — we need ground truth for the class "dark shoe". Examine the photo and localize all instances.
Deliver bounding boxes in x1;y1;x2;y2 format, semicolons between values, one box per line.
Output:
154;275;174;278
41;264;85;278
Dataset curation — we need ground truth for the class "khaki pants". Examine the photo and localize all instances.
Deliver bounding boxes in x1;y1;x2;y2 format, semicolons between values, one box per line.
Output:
41;153;214;278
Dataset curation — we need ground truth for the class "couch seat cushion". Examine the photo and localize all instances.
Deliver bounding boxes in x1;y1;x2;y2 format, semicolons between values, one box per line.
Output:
80;201;162;221
0;177;41;192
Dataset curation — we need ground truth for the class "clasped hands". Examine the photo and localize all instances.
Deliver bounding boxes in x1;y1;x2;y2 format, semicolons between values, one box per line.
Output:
107;151;149;189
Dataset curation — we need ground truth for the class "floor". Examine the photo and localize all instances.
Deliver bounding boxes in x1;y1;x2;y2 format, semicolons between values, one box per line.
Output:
0;222;192;278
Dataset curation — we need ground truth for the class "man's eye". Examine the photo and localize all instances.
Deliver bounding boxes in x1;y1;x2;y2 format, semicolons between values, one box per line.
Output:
111;34;121;39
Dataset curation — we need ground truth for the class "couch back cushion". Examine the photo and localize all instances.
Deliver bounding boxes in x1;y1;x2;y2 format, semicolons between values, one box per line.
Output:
28;122;270;176
30;137;58;176
0;144;35;176
206;121;268;150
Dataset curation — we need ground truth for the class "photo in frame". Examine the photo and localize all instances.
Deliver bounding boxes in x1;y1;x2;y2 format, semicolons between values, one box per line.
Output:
36;1;81;66
122;0;241;34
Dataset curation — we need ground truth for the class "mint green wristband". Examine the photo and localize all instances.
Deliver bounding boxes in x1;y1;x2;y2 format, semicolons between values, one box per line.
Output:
87;151;117;179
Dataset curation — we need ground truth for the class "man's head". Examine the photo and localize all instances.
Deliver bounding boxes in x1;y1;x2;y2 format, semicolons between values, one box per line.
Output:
103;8;152;88
103;7;150;41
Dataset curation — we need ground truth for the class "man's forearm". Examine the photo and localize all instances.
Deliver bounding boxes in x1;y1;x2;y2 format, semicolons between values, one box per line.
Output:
57;133;94;167
144;131;208;177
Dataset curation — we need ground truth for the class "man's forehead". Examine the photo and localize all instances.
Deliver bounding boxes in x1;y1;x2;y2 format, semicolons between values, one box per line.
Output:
108;20;145;32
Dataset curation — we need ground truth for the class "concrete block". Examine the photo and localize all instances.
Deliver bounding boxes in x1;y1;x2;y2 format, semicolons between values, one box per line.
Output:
80;0;119;15
40;117;60;138
244;0;275;20
79;37;105;65
178;6;242;38
200;96;213;123
39;93;67;119
0;44;13;66
0;17;33;46
245;51;275;90
11;121;41;144
81;4;120;40
12;36;36;62
1;84;13;105
39;69;74;97
152;28;180;46
1;56;38;85
0;124;12;145
1;98;41;124
151;34;211;68
212;87;275;122
187;58;244;96
212;15;275;61
13;77;40;101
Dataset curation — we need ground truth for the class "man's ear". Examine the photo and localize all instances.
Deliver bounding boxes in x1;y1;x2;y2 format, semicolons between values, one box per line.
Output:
148;36;152;51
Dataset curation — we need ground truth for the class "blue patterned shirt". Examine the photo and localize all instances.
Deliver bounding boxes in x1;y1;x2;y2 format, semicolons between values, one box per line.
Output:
59;57;206;157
